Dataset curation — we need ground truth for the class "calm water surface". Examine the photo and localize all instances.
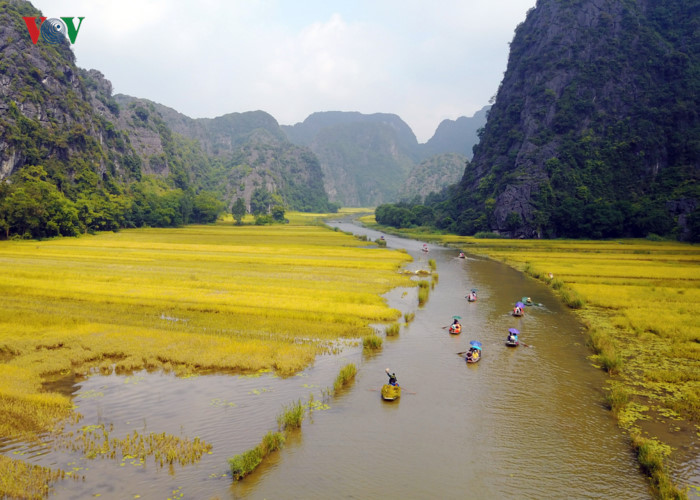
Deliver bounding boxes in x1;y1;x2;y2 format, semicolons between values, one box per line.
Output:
1;222;667;499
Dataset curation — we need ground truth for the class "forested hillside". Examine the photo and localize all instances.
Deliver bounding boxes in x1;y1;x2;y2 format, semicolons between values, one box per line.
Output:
0;0;333;239
377;0;699;241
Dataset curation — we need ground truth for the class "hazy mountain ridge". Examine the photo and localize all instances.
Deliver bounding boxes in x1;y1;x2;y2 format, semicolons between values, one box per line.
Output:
282;109;487;206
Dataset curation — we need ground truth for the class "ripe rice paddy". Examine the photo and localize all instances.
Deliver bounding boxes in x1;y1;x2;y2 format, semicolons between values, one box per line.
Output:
0;216;413;447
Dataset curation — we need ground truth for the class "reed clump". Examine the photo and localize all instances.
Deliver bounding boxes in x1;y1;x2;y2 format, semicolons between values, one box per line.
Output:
230;397;308;481
229;431;287;481
417;280;430;306
604;382;630;416
0;455;73;499
428;259;436;271
385;323;400;336
403;312;415;324
277;399;305;431
630;433;686;500
588;328;623;374
560;287;585;309
333;363;357;393
363;334;383;350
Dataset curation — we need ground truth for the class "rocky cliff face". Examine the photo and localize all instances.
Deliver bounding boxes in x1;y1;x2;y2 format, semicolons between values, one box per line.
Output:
450;0;699;239
0;2;136;185
399;153;468;202
112;96;329;211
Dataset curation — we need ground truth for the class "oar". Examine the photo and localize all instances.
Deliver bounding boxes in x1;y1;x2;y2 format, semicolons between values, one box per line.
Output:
456;351;467;355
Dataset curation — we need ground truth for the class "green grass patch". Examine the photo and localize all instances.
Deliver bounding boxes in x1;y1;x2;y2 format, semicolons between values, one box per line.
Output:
333;363;357;393
385;323;400;336
277;399;305;431
363;334;383;350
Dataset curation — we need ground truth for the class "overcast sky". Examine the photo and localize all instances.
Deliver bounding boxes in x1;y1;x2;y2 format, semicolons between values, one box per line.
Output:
30;0;537;142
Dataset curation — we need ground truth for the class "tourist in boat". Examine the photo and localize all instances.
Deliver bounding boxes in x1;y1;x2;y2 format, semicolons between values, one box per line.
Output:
386;368;398;386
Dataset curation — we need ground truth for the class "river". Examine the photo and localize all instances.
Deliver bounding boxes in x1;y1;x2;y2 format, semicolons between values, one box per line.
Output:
2;222;654;499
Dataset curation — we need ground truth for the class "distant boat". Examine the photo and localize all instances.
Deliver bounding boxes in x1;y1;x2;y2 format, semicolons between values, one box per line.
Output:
448;323;462;334
465;340;482;363
512;301;525;317
506;328;520;347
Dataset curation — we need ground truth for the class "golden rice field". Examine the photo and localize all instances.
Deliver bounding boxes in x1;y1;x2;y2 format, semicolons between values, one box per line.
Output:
0;215;414;442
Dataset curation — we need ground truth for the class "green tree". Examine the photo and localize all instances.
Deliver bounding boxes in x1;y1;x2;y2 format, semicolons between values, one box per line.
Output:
232;197;246;225
250;188;272;215
271;204;286;222
192;191;224;223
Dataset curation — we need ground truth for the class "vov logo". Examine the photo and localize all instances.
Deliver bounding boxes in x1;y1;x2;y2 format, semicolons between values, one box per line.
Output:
22;17;85;45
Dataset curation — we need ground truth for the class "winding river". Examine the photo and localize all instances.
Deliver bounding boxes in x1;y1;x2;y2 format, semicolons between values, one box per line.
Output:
1;222;655;499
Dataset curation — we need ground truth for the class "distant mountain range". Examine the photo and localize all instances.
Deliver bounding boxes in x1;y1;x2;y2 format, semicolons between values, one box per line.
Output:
0;0;488;239
281;108;488;206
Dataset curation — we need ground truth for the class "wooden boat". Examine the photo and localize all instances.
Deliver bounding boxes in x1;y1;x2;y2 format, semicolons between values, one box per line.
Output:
448;323;462;334
506;328;520;347
512;301;525;317
465;341;482;363
381;384;401;400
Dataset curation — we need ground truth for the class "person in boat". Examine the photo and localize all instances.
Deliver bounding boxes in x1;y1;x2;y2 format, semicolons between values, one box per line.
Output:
459;252;465;258
386;369;398;386
508;332;517;343
514;306;522;315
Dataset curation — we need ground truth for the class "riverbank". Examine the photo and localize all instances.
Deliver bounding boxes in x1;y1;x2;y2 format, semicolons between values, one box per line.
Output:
359;215;699;500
